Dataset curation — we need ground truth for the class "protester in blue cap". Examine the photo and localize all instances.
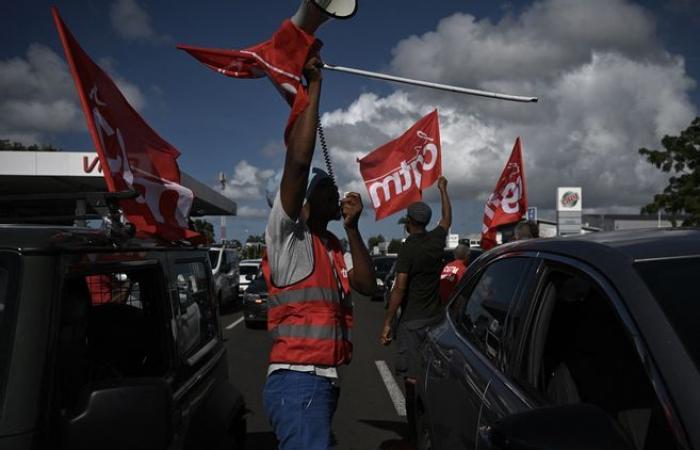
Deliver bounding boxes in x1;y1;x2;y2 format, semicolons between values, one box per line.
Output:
380;175;451;444
261;53;376;450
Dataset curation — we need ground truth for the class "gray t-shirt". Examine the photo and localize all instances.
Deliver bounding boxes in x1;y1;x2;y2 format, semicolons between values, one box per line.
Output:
265;192;352;379
265;191;352;287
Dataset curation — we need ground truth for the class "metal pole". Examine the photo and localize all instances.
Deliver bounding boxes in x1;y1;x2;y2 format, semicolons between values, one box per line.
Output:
322;63;539;103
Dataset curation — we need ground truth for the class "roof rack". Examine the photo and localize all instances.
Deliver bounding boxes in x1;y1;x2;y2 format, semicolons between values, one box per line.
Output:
0;190;138;240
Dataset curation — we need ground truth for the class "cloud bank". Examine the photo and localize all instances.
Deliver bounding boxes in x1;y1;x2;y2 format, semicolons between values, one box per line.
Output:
320;0;697;210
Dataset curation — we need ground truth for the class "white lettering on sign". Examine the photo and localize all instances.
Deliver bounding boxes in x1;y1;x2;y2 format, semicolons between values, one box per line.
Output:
368;132;438;208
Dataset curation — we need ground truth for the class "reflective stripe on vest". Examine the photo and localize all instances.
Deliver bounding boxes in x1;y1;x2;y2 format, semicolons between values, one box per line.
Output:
270;323;352;342
268;286;352;308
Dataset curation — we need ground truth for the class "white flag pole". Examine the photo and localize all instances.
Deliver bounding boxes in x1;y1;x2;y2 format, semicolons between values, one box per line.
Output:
322;63;538;103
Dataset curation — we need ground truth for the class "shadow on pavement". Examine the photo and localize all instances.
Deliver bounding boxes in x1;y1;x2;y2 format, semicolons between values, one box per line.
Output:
246;431;278;449
358;419;408;438
379;439;416;450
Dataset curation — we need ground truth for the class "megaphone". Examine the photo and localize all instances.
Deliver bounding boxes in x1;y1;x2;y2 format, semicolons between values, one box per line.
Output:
292;0;357;34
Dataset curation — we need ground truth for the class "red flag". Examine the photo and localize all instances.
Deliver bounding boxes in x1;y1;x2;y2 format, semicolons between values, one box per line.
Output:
481;137;527;250
53;8;197;241
358;110;442;220
178;20;320;142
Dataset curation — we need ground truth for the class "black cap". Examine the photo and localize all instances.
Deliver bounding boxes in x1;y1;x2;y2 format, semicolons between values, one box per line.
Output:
398;201;432;225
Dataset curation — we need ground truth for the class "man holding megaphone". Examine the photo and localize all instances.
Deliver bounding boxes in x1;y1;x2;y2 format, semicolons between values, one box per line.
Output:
261;29;376;450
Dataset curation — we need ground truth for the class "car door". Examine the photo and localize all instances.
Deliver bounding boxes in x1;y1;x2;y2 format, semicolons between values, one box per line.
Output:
496;257;681;450
422;256;536;450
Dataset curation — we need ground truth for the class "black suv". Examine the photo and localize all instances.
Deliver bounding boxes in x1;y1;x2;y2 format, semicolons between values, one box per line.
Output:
0;224;246;450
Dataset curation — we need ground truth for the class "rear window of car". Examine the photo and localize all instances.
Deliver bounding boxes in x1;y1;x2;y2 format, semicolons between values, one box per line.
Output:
208;249;220;268
240;265;258;276
374;258;395;273
636;256;700;370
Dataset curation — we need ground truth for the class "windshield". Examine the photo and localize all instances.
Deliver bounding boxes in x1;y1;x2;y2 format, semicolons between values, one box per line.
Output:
240;265;259;276
208;250;220;268
0;253;18;415
374;258;395;274
636;257;700;370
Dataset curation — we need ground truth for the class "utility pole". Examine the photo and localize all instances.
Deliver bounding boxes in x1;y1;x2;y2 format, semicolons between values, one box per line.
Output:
219;172;227;242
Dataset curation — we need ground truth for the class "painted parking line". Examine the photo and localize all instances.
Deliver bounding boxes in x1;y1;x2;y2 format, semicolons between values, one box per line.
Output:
375;360;406;416
226;316;245;330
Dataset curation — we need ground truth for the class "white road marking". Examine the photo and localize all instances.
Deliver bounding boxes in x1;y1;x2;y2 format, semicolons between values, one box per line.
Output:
226;316;244;330
375;360;406;416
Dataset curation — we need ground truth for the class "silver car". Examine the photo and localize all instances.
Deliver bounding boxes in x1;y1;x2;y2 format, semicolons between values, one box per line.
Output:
209;245;241;307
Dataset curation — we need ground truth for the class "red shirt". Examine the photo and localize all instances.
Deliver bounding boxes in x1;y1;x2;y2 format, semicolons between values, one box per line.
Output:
439;260;467;303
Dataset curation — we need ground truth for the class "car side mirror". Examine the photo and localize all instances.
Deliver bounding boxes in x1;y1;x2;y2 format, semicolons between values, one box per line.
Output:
483;404;632;450
62;378;172;450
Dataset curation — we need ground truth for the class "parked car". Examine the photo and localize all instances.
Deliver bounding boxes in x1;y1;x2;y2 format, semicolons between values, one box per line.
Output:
372;255;397;300
415;229;700;450
238;259;262;294
0;224;246;450
209;244;240;308
243;273;268;328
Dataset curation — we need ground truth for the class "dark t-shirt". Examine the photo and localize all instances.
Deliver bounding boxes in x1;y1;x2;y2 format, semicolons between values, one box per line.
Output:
396;226;447;322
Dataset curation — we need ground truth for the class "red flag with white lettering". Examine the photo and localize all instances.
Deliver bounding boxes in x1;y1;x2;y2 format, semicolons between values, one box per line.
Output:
53;8;197;241
481;137;527;250
358;110;442;220
178;20;320;142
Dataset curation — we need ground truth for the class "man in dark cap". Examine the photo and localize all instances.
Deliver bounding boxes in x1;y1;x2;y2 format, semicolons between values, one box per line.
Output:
379;175;451;442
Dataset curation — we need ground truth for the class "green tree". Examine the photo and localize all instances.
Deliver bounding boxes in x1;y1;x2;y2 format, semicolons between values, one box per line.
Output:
367;234;386;249
387;238;403;254
639;117;700;226
191;219;215;244
0;139;58;151
246;234;265;243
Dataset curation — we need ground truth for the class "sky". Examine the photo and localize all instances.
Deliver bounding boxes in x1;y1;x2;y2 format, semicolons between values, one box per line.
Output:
1;0;699;243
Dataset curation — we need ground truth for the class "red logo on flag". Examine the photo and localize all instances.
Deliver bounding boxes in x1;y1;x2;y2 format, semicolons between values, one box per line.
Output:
53;8;197;241
481;137;527;250
178;20;320;141
358;110;442;220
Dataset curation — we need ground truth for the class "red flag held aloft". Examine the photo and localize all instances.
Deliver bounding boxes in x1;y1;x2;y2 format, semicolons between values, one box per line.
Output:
481;137;528;250
52;8;197;242
178;20;321;142
358;110;442;221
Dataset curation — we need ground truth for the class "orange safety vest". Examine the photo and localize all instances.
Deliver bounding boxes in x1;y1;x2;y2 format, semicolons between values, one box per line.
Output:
261;231;353;366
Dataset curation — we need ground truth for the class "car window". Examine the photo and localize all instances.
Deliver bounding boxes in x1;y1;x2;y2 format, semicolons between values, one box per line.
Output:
240;265;258;276
521;265;676;450
453;257;530;363
172;261;218;364
56;267;168;413
635;257;700;371
208;250;220;269
0;253;18;418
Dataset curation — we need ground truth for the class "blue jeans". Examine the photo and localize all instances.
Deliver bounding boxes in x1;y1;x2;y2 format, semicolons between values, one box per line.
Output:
263;370;339;450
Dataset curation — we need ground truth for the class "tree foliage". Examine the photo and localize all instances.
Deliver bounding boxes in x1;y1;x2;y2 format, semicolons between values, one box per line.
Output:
367;234;386;249
387;238;403;254
639;117;700;226
191;219;215;244
0;139;59;152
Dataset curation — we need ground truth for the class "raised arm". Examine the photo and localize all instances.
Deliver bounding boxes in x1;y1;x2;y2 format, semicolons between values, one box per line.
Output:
341;192;376;296
437;176;452;231
279;56;323;220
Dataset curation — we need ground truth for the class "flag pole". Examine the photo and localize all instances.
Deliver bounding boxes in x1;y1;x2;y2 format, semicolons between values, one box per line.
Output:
322;63;538;103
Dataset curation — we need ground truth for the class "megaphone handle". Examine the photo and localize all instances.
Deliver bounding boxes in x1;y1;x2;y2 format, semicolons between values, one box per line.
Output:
317;116;336;184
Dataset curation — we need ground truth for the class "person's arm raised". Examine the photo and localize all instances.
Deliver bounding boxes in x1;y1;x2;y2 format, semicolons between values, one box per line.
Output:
437;176;452;231
279;56;323;220
342;192;376;296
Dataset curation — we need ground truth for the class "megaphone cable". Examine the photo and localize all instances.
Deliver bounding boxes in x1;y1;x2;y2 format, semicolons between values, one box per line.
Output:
317;115;336;184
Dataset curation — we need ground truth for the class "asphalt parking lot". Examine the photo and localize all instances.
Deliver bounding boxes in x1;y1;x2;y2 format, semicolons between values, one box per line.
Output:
220;294;415;450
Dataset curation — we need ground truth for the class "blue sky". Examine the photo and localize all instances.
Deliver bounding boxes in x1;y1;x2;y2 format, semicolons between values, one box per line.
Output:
1;0;699;243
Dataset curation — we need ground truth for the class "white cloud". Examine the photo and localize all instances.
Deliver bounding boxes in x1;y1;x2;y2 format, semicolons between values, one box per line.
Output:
110;0;171;44
237;206;270;219
222;160;277;201
320;0;697;211
0;44;147;146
